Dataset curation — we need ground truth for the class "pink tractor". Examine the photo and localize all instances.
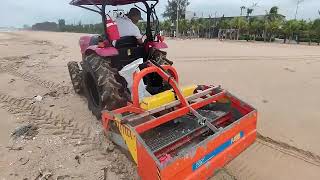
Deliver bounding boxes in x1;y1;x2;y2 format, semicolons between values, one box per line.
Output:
67;0;172;119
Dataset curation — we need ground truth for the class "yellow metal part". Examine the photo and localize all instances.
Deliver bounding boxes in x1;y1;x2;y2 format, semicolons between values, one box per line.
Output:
115;119;138;163
140;85;197;110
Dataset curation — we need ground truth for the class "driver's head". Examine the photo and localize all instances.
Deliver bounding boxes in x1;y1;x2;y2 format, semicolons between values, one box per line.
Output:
127;8;142;24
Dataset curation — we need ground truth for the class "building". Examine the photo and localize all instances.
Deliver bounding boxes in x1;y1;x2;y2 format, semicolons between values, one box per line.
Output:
185;11;198;21
203;14;286;24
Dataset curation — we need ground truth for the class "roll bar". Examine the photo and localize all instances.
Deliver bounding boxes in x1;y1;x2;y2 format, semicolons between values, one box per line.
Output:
70;0;159;42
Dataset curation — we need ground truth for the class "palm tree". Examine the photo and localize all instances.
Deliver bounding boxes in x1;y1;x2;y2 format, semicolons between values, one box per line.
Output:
190;19;199;38
230;17;248;40
269;6;279;16
282;20;300;43
246;8;254;19
299;20;314;45
313;19;320;45
160;20;172;36
249;18;263;41
240;6;246;16
267;19;281;42
265;6;283;42
179;19;190;37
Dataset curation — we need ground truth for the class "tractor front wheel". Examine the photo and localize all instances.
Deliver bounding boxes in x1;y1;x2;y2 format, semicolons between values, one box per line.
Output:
81;54;130;119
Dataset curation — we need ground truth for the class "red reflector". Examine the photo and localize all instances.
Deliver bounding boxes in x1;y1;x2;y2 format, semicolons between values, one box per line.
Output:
98;42;105;48
160;36;165;42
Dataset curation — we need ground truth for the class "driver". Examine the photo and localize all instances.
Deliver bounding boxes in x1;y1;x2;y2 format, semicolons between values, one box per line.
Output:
115;8;143;44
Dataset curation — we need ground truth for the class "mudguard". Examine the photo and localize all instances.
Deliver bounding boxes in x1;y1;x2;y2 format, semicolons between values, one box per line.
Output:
85;45;119;57
147;42;168;50
80;36;119;57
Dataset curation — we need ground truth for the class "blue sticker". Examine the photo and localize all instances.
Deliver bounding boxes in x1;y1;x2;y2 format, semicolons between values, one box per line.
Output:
192;131;244;171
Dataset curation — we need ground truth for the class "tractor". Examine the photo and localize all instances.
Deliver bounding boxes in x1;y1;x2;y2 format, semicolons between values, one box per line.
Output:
67;0;258;180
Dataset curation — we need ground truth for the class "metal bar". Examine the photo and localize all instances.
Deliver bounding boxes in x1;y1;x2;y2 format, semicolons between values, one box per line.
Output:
131;66;186;108
135;92;226;134
142;1;153;41
76;5;101;14
134;4;147;13
101;1;108;40
122;87;219;123
152;112;227;153
86;0;103;11
190;108;220;132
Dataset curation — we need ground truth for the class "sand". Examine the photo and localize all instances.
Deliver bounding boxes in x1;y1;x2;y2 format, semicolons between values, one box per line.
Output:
0;31;319;179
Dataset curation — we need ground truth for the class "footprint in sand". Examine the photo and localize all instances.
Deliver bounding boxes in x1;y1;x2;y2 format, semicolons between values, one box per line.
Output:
283;67;296;72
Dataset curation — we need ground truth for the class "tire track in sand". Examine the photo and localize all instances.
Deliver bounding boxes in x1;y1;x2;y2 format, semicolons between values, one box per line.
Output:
0;92;137;179
0;92;97;154
2;92;319;179
225;134;320;180
173;55;320;62
0;59;72;94
256;133;320;167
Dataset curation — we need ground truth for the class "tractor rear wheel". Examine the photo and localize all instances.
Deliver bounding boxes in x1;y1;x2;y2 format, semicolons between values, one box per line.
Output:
67;61;83;94
81;54;130;119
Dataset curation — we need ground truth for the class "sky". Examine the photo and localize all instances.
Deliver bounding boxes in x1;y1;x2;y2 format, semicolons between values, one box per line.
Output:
0;0;319;27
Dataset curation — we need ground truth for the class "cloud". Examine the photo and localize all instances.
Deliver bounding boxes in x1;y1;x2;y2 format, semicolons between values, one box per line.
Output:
0;0;319;27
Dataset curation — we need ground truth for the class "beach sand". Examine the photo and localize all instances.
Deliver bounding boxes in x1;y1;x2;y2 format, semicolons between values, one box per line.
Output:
0;31;319;179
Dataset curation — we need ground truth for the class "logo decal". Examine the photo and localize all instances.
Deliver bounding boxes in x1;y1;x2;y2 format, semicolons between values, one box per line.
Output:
192;131;244;171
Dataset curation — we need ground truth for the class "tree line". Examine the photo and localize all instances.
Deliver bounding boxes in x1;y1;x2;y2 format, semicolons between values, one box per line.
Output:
160;5;320;45
30;2;320;45
31;19;104;34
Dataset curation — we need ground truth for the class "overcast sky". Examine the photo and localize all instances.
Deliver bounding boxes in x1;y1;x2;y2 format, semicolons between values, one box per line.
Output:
1;0;319;27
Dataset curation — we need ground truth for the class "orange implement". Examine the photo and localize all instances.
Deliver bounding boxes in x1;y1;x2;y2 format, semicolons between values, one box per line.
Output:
102;64;257;180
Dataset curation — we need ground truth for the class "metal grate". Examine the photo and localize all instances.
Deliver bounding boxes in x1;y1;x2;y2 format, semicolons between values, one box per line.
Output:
141;110;226;152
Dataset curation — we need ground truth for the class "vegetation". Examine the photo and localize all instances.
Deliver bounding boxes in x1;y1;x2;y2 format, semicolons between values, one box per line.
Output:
163;0;190;21
159;5;320;45
29;4;320;45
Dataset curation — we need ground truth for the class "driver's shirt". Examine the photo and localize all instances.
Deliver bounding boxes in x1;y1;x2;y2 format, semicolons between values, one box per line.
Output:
115;16;142;39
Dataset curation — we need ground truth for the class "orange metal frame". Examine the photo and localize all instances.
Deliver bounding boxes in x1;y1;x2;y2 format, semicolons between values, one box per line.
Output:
102;65;257;180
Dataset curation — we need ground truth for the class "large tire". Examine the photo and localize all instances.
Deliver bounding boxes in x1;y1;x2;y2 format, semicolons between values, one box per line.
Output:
82;54;130;119
67;61;83;94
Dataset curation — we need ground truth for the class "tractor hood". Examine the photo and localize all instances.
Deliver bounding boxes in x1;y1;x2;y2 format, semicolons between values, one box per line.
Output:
70;0;157;6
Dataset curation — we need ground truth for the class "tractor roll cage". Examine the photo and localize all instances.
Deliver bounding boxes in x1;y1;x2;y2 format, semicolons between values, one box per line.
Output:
70;0;160;42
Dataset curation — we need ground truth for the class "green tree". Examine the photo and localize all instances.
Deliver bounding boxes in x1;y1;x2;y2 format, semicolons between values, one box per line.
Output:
230;17;248;40
264;6;283;42
282;19;300;43
312;19;320;45
246;8;254;18
217;17;230;29
269;6;278;15
179;19;190;36
303;21;314;45
190;19;200;37
249;18;264;40
58;19;66;32
163;0;190;21
160;20;173;36
240;6;246;16
267;19;281;42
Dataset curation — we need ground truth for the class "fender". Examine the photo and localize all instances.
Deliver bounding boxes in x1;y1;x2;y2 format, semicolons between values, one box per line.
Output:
146;42;168;50
85;45;119;57
79;36;92;54
80;36;119;57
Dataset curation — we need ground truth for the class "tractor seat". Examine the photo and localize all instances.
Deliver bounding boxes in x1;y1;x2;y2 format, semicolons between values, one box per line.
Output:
115;36;138;49
111;36;144;70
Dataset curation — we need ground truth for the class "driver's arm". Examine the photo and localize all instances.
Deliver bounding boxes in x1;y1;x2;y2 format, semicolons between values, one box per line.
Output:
137;38;143;45
134;26;143;45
